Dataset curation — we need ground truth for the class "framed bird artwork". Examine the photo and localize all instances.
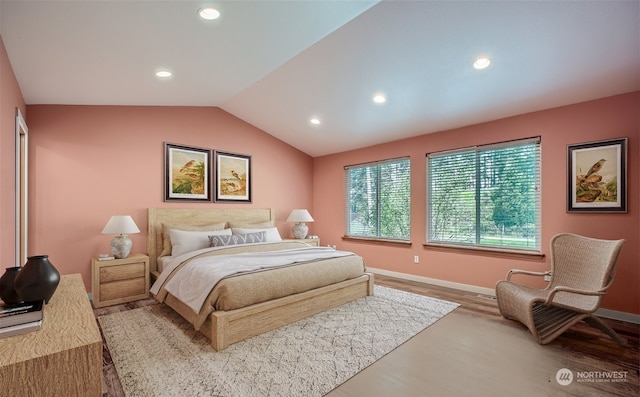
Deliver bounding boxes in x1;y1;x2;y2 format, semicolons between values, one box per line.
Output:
567;137;627;213
214;151;252;203
164;142;212;202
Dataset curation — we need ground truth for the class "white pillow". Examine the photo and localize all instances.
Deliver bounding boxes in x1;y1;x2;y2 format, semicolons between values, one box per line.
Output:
160;222;226;257
169;228;232;257
231;227;282;242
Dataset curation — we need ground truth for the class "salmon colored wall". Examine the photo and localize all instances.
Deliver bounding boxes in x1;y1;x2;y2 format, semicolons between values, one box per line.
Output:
25;105;314;291
0;36;26;268
313;92;639;314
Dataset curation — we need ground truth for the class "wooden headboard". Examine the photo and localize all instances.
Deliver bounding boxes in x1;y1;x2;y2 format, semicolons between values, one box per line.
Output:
147;208;275;273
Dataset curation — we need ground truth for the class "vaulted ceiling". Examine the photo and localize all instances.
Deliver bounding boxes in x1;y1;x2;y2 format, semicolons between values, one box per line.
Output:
1;1;638;156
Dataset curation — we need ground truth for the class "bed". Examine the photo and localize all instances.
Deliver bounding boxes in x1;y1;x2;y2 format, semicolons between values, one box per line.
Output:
147;208;374;351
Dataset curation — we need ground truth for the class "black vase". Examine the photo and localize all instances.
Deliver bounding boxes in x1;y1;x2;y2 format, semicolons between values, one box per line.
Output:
0;267;22;304
14;255;60;304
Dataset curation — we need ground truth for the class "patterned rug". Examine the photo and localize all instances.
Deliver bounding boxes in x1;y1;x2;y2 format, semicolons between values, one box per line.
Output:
98;286;459;397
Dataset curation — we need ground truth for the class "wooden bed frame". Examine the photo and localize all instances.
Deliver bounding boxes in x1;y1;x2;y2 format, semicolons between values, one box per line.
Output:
147;208;374;351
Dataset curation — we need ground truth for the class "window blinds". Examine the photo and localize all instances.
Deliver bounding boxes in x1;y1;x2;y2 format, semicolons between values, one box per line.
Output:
345;157;411;240
427;137;541;251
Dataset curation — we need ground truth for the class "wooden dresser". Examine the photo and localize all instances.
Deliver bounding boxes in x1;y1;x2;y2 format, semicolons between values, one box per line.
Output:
0;274;102;396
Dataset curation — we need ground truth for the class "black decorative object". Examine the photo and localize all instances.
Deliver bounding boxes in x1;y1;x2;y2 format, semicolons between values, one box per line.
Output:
14;255;60;304
0;267;22;304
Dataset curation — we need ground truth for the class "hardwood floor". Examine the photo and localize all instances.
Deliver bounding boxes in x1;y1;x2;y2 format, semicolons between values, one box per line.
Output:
94;275;639;397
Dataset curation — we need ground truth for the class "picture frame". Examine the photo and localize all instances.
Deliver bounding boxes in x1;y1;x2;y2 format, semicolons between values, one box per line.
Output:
567;137;627;213
215;151;252;203
164;142;212;202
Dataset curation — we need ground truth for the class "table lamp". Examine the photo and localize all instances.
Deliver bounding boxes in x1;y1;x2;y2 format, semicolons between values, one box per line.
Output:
101;215;140;259
287;209;314;239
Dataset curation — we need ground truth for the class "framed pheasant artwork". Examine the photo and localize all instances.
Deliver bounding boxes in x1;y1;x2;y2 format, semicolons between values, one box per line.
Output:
164;142;212;202
214;151;252;203
567;137;627;213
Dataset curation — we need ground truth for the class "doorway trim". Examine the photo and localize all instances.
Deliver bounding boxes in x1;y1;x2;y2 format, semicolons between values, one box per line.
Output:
15;108;28;266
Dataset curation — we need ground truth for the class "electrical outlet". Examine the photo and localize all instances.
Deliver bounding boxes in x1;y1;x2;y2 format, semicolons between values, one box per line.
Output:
414;255;419;264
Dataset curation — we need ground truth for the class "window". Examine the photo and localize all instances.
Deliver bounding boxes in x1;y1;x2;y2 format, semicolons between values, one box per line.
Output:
426;137;541;252
345;157;410;241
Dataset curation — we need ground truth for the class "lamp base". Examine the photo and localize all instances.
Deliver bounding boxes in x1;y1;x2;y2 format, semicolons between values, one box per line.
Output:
111;234;132;259
291;223;308;239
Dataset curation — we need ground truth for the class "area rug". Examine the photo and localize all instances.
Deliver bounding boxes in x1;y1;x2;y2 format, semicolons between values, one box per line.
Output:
98;286;459;397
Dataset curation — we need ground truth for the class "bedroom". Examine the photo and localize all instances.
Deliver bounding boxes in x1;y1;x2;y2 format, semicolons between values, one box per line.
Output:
0;1;638;395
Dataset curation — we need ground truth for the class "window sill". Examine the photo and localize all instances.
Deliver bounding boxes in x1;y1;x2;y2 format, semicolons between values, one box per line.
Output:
423;242;545;259
342;236;412;246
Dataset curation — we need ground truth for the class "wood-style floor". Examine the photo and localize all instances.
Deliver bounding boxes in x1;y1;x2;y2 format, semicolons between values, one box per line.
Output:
94;274;639;397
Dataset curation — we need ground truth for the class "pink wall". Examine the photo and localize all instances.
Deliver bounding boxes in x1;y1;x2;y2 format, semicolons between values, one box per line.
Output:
25;105;314;291
0;36;26;268
313;92;639;314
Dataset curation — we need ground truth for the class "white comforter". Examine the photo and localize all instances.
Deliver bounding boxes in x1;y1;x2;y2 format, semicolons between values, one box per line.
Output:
152;246;353;313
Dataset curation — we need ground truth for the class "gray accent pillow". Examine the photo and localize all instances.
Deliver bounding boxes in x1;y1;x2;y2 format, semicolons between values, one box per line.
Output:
209;231;267;247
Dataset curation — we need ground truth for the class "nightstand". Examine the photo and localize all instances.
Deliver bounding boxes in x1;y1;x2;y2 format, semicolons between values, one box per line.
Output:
91;253;149;308
285;237;320;247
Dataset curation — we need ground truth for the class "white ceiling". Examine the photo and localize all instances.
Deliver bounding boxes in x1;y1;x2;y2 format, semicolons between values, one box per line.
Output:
1;0;638;157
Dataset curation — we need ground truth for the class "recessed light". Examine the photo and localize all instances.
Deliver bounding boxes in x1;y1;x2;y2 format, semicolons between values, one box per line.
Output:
155;69;173;78
198;6;220;20
310;118;321;125
373;93;387;104
473;56;491;70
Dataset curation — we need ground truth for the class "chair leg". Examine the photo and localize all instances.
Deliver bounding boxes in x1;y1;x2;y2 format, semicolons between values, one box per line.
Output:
584;316;628;346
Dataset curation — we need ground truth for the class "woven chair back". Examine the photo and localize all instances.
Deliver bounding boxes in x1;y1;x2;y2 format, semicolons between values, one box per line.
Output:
548;233;625;310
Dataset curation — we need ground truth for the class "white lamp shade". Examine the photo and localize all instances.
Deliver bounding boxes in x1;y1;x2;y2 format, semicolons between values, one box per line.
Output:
286;209;314;223
101;215;140;235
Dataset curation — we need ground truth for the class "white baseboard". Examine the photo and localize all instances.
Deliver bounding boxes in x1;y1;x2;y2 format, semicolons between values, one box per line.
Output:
367;267;496;297
596;308;640;324
367;267;640;325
